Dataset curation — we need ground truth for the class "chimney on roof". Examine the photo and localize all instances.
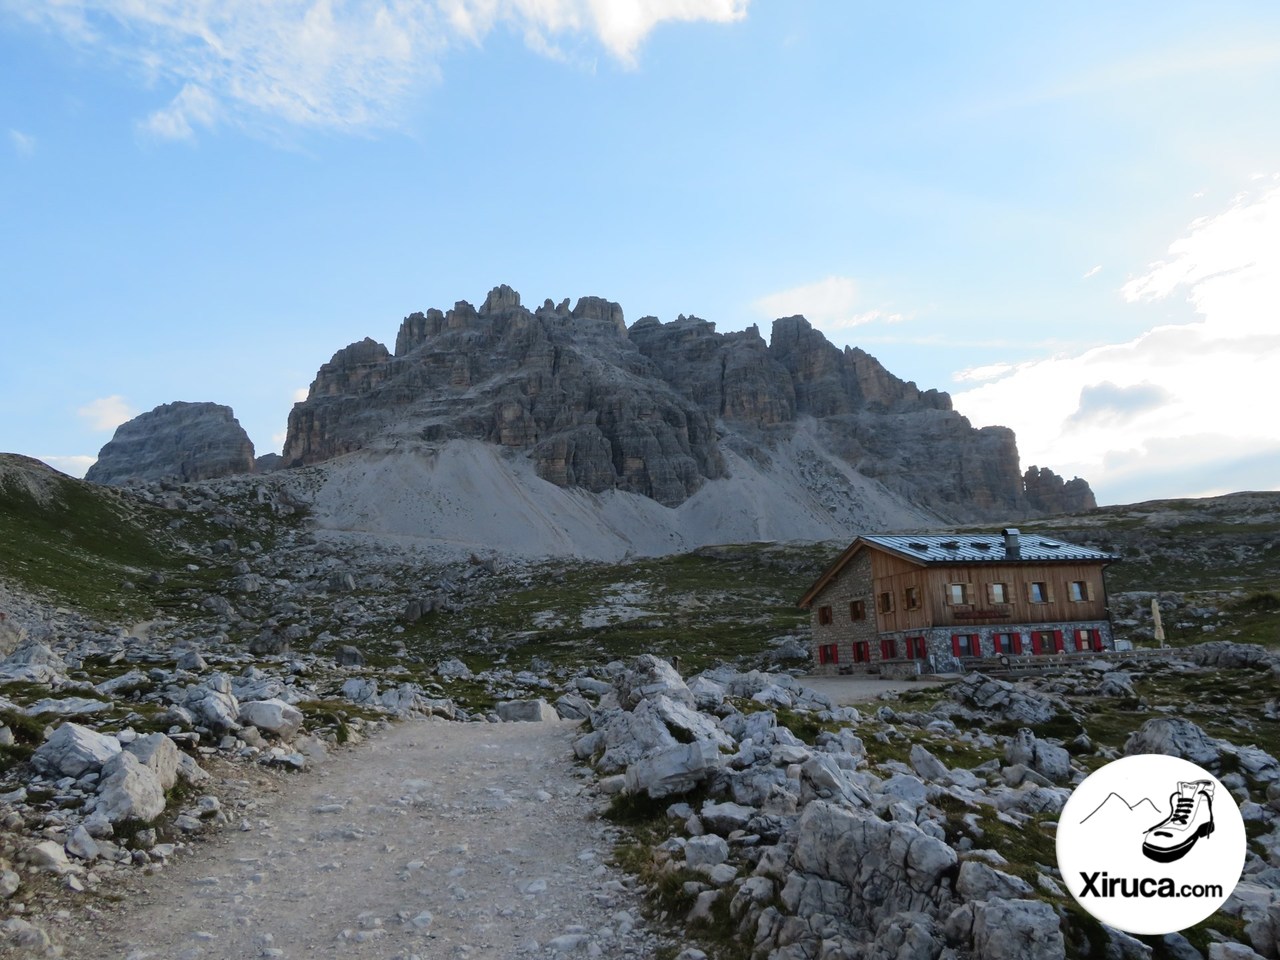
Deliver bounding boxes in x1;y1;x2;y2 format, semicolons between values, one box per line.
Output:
1003;528;1021;559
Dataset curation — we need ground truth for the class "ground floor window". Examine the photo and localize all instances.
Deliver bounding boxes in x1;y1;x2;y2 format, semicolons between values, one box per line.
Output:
818;643;839;664
951;633;981;657
992;632;1023;655
1075;628;1103;651
853;641;871;663
1031;630;1063;654
904;636;927;659
880;637;898;660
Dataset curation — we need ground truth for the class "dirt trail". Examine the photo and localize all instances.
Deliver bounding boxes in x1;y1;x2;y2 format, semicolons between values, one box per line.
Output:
58;718;664;960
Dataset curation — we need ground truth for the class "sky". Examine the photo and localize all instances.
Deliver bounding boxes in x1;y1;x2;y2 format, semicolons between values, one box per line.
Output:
2;1;1278;507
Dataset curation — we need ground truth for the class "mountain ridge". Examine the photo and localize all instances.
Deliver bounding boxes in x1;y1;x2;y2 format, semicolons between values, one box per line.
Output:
83;285;1096;551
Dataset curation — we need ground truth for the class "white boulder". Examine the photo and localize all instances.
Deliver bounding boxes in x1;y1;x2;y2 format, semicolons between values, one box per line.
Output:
239;698;304;739
125;732;182;790
96;751;166;823
30;723;121;778
624;741;721;798
497;699;558;723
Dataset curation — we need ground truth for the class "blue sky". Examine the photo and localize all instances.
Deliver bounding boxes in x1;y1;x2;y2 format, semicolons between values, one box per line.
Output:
2;1;1278;506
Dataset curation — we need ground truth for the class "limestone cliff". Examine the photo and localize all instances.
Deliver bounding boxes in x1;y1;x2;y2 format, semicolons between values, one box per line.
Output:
86;402;255;486
282;285;1092;520
1024;465;1098;515
284;286;723;507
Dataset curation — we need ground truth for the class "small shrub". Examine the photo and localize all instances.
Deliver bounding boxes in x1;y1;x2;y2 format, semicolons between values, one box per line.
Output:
1234;591;1280;612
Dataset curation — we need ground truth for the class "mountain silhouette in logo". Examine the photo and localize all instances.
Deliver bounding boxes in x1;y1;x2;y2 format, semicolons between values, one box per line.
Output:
1081;792;1162;826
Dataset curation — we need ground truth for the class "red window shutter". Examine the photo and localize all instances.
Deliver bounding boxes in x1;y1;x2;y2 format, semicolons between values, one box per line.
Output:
832;645;839;663
1053;630;1064;653
1011;632;1022;654
951;634;961;657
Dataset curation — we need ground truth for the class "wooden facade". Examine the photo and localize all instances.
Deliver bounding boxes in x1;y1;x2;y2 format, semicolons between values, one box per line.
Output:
801;530;1118;675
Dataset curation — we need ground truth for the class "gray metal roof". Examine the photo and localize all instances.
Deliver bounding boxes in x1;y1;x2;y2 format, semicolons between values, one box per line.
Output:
861;532;1118;564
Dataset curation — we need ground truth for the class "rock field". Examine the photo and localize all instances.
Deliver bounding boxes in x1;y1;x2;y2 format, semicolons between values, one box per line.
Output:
2;459;1280;958
5;616;1280;959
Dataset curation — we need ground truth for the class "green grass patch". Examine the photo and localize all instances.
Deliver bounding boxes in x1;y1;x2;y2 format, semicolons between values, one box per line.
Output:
0;459;250;622
386;543;829;673
294;698;384;744
0;707;48;745
1177;912;1249;956
1233;591;1280;613
605;785;748;960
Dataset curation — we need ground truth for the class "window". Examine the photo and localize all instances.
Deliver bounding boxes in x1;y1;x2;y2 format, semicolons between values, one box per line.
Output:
1029;581;1049;603
904;586;920;610
947;582;970;605
952;633;981;657
992;632;1022;655
849;599;866;621
880;638;898;660
1069;580;1090;602
905;636;927;659
1075;628;1103;651
879;591;894;614
1031;630;1062;655
853;641;871;663
818;605;833;625
988;582;1009;605
818;643;839;664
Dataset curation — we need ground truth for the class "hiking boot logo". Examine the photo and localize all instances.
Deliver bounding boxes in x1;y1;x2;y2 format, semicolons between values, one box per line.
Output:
1058;755;1245;937
1142;780;1215;863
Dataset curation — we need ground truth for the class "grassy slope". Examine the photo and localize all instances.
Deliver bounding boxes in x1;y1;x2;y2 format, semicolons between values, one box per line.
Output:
389;542;833;674
0;457;176;618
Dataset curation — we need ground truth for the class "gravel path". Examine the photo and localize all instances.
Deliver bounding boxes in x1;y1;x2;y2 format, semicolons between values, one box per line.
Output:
57;718;667;960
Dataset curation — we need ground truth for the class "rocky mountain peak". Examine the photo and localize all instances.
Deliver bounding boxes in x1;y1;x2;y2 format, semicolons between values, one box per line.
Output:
86;401;255;486
80;285;1097;530
480;283;522;316
1024;465;1098;514
286;286;723;506
279;285;1093;521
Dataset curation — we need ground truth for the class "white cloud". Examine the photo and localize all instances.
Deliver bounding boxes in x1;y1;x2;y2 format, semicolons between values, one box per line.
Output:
753;275;903;337
1081;264;1101;279
140;82;220;140
584;0;747;65
953;361;1017;383
12;0;748;135
1121;176;1280;338
8;128;35;156
77;394;138;432
292;386;310;403
36;455;97;478
953;179;1280;504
